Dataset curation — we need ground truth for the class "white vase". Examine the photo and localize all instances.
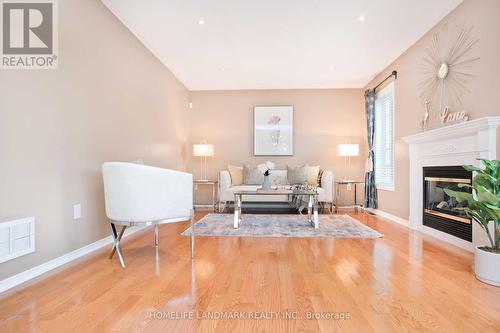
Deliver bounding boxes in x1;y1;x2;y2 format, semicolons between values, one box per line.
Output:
475;246;500;287
262;175;271;190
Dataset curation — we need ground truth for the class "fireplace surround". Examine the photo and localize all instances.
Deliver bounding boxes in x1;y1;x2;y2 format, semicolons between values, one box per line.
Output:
403;117;500;251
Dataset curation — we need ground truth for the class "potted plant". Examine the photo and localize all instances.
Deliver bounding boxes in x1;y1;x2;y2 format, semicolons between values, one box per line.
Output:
257;161;275;190
444;159;500;286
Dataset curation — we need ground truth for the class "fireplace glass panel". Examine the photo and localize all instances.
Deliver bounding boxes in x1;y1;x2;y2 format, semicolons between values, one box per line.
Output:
424;177;471;224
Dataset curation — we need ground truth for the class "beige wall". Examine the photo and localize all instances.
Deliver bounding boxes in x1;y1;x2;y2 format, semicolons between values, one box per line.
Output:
0;0;190;279
365;0;500;220
188;89;366;205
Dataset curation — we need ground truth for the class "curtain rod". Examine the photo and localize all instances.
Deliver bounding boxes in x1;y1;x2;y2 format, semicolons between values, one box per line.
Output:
373;70;397;92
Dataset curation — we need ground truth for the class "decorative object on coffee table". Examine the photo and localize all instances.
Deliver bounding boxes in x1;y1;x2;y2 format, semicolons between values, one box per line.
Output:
444;159;500;286
254;106;293;155
257;161;275;190
337;144;359;182
193;143;214;181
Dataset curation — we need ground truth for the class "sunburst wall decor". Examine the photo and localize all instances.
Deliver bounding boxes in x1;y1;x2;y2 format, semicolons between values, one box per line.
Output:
418;23;479;120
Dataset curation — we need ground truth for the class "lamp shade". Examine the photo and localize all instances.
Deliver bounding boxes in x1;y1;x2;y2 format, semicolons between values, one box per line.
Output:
337;144;359;157
193;144;214;157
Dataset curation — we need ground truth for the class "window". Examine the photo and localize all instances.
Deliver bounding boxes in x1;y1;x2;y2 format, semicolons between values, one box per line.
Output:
374;82;395;191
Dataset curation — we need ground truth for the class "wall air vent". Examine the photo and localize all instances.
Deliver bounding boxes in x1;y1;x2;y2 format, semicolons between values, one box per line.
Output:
0;217;35;263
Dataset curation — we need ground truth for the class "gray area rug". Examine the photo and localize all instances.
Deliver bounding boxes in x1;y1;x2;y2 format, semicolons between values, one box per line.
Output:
181;214;383;238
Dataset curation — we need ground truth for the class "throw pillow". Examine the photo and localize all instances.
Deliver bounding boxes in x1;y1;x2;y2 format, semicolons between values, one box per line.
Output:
306;165;320;185
243;165;264;185
227;165;243;186
316;169;324;187
287;165;308;184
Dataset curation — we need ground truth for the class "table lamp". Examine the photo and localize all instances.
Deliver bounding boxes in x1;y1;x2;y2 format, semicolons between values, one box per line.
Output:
193;144;214;181
337;144;359;182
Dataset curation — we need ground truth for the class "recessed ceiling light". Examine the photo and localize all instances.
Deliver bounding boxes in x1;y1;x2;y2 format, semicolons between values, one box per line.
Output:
329;66;334;71
197;19;205;25
358;15;366;22
220;67;225;71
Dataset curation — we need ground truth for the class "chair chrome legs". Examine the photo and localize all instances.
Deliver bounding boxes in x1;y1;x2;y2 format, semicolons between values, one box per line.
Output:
109;224;126;259
190;209;195;259
109;214;195;268
110;223;126;268
154;224;159;247
154;223;159;262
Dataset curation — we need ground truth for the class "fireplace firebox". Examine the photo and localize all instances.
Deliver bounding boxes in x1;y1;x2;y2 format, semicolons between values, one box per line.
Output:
423;166;472;241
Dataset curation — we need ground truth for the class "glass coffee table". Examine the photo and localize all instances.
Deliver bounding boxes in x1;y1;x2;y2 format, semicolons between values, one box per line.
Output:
233;189;320;229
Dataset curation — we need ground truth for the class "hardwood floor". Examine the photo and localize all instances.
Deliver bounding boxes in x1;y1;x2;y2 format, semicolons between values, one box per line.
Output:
0;211;499;332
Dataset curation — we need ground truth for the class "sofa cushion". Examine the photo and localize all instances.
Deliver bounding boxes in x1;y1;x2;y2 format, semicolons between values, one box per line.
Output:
227;165;243;185
287;165;308;184
269;170;288;185
306;165;320;185
243;165;264;185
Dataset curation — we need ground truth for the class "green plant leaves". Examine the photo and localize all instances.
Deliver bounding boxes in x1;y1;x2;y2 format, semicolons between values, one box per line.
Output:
452;159;500;249
443;188;473;202
477;190;500;206
474;173;496;191
463;165;482;172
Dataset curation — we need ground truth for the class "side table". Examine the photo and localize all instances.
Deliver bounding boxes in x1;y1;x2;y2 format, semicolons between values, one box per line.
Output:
193;180;218;212
334;181;364;213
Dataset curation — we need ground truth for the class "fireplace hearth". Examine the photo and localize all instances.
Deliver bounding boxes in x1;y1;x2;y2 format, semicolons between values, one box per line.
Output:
423;166;472;242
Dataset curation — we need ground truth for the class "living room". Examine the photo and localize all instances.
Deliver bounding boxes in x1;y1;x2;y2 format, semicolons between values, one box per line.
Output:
1;0;499;332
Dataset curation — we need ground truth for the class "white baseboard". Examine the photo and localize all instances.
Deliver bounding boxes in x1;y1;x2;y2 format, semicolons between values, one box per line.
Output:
0;225;147;294
366;208;409;227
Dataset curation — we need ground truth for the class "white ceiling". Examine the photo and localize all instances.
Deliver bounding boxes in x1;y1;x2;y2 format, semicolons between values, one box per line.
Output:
102;0;463;90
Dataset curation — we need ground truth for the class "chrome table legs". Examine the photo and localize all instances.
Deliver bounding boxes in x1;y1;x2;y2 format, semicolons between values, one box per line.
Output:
307;194;319;228
233;194;242;228
232;193;319;229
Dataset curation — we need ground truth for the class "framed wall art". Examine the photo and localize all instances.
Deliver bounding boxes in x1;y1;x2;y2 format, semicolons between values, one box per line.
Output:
254;106;293;156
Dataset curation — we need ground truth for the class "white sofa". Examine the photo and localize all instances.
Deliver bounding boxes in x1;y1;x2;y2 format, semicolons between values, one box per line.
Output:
218;169;334;211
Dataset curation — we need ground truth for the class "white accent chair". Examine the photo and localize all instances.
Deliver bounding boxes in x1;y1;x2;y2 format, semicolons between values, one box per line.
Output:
102;162;194;268
218;169;334;212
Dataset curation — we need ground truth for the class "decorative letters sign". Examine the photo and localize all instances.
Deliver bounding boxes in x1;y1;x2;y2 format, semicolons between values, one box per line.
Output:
439;106;469;124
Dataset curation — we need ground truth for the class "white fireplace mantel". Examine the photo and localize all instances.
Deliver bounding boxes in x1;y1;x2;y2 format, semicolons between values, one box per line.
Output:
402;117;500;252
